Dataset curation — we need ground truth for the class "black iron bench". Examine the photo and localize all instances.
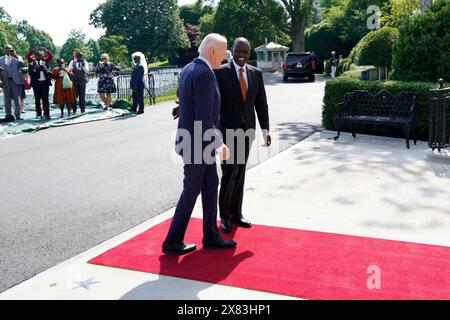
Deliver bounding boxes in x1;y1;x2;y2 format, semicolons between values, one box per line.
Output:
333;90;418;149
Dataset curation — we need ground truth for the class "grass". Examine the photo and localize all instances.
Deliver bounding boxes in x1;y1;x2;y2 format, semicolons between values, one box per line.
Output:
148;60;177;68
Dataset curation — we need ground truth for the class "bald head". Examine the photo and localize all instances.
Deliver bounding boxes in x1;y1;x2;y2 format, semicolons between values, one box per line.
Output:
4;44;13;56
198;33;227;69
232;37;251;68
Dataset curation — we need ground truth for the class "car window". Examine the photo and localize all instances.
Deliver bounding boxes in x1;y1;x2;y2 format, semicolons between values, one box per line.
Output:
287;55;310;64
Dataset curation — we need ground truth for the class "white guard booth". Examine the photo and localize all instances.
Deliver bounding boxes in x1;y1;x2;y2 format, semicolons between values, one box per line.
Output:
255;42;289;72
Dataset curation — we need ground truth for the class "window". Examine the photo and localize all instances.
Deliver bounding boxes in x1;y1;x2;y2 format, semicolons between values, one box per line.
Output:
267;52;272;61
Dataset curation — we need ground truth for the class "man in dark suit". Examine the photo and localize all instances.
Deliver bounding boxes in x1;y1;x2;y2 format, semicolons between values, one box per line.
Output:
162;33;237;255
215;37;271;233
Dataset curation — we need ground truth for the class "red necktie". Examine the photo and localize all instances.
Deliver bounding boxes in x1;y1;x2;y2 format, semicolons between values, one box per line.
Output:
239;68;247;102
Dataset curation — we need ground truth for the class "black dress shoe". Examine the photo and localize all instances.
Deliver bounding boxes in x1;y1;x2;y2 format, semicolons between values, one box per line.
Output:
0;115;15;122
230;215;252;228
220;218;232;233
203;235;236;249
162;241;196;255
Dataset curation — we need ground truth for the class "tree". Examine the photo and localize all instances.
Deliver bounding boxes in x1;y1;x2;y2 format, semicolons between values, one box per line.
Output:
180;0;214;25
0;6;12;23
97;35;130;67
90;0;189;61
59;29;93;63
87;39;101;65
381;0;421;28
209;0;290;51
0;29;7;49
256;0;316;52
17;20;56;54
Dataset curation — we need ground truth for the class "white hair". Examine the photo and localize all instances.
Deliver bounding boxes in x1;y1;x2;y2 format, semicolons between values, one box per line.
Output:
198;33;227;55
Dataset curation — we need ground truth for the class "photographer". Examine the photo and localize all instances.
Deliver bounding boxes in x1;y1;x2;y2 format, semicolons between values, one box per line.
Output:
28;50;52;120
95;53;120;110
68;48;89;114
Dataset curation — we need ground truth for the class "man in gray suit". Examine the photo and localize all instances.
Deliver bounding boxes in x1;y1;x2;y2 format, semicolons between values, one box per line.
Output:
0;44;24;122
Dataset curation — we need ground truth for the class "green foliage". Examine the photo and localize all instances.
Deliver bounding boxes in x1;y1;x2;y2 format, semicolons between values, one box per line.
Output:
322;76;441;139
59;29;93;63
305;22;352;58
180;0;213;25
0;28;7;49
0;7;11;23
349;27;399;67
381;0;421;28
314;0;389;57
198;13;215;39
87;39;101;65
97;35;130;68
90;0;189;61
211;0;289;50
17;20;56;54
392;0;450;82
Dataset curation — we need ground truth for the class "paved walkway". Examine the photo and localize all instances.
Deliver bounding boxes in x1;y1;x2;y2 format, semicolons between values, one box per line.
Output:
2;131;449;299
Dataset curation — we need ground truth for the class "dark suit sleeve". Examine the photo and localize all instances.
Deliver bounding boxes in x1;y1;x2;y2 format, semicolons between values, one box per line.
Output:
254;70;270;131
193;70;223;147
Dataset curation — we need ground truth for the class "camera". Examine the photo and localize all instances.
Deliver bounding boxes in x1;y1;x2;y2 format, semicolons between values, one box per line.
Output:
76;53;84;63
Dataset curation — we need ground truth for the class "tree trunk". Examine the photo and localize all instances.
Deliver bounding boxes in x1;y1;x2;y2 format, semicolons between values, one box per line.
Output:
291;20;306;52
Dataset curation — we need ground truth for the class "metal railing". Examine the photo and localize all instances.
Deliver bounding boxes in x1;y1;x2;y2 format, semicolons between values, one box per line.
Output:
116;73;156;105
428;79;450;151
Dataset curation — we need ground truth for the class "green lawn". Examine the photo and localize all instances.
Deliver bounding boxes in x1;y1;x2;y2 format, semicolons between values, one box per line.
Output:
148;60;177;68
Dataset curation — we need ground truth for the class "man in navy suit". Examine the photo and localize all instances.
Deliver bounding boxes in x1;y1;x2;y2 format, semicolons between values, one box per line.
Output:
162;33;237;255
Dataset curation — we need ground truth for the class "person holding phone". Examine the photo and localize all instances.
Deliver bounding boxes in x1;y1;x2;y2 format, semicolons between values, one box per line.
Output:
96;53;120;110
68;49;89;114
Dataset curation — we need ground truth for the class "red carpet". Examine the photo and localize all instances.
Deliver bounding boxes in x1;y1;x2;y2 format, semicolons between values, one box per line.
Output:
88;218;450;300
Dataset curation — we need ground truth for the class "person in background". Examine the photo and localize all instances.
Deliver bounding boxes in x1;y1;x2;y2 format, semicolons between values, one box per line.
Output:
52;58;76;118
28;50;52;120
68;49;89;114
330;51;338;79
130;52;147;114
10;50;27;114
0;44;24;122
310;51;317;74
96;53;121;110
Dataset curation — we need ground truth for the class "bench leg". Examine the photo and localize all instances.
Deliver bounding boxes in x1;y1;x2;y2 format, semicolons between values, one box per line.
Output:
334;120;340;140
351;126;356;138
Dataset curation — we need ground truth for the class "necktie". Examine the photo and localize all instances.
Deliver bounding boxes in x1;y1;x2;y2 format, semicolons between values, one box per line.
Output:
239;68;247;102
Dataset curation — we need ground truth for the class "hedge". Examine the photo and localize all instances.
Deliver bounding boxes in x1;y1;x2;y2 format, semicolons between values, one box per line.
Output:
322;75;445;140
392;0;450;82
348;27;399;68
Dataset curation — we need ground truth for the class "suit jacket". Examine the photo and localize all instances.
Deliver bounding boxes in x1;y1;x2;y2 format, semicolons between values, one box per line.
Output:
175;58;223;164
29;60;52;86
0;67;8;89
130;64;145;91
0;55;24;85
214;62;270;136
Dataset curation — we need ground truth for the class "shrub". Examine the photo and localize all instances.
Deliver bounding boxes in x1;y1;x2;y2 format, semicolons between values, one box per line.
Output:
348;27;399;68
322;76;444;140
391;0;450;82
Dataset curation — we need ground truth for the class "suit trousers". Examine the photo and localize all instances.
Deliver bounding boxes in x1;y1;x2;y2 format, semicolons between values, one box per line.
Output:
32;81;50;117
73;80;86;113
132;89;144;112
3;79;21;117
165;162;220;243
219;125;252;219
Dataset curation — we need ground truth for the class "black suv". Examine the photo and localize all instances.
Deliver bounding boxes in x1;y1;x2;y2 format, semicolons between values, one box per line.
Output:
283;52;315;82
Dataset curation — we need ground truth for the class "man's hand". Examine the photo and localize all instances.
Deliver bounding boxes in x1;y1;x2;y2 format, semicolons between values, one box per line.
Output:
265;134;272;147
172;100;180;120
219;144;230;161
